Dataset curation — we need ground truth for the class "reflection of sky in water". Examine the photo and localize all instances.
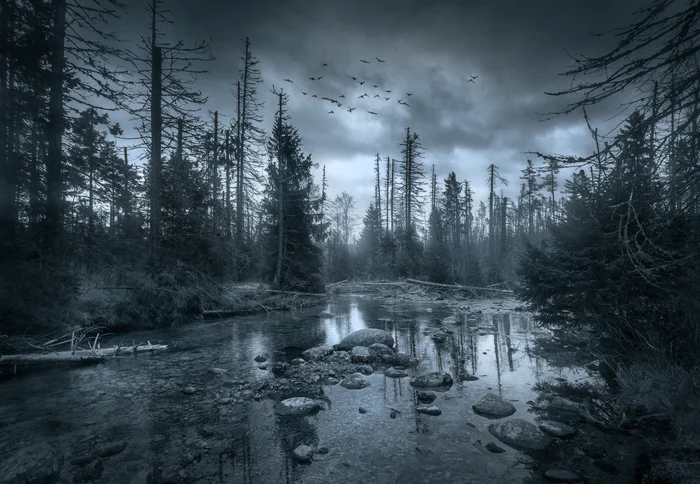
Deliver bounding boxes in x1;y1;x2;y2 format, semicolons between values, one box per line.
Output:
0;296;586;484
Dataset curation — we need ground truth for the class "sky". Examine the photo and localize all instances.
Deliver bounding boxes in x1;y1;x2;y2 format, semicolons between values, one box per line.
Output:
113;0;649;220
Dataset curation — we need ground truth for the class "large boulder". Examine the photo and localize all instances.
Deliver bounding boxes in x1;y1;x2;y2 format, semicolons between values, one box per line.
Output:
335;329;394;351
409;372;453;389
301;345;333;362
368;343;394;359
274;397;323;416
340;373;371;389
488;419;552;450
472;393;517;419
0;442;61;484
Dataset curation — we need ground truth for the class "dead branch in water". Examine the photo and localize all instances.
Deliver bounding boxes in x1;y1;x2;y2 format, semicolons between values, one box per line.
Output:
405;278;513;295
0;343;168;366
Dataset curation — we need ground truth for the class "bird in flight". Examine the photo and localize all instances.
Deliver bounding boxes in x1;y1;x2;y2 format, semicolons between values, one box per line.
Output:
470;75;478;80
358;80;365;85
368;111;378;115
376;57;385;62
283;78;293;83
328;110;334;114
317;76;323;80
406;92;413;96
309;77;316;81
339;95;346;99
399;101;410;106
358;94;365;98
348;107;355;112
360;59;370;63
372;84;379;88
351;76;358;81
384;97;390;101
336;103;343;108
322;63;328;66
385;90;391;93
374;94;381;99
312;94;317;98
398;98;403;103
301;91;308;95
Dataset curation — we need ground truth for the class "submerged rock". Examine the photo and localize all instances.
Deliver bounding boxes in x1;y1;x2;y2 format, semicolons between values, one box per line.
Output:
292;445;314;462
384;367;409;378
416;405;442;416
340;373;371;389
543;468;584;482
488;419;552;450
301;345;333;362
410;372;454;389
537;420;577;438
0;442;61;484
472;393;517;418
96;441;127;458
73;458;104;482
274;397;323;416
416;391;436;403
335;328;395;351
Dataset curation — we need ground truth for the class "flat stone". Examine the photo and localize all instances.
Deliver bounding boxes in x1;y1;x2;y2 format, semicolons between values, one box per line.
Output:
538;420;577;438
416;405;442;416
335;328;394;351
472;393;517;418
253;354;267;363
543;468;584;482
488;419;552;450
384;367;409;378
410;372;453;389
181;386;196;395
274;397;322;416
340;373;370;389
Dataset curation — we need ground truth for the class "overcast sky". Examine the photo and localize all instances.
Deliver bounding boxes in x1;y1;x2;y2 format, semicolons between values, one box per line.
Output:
115;0;648;220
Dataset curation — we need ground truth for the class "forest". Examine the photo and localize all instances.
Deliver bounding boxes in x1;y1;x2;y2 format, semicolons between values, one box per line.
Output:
1;0;700;386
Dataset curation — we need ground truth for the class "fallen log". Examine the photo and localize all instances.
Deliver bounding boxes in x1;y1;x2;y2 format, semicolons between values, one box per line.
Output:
263;289;326;296
405;278;513;295
325;279;349;288
0;344;168;365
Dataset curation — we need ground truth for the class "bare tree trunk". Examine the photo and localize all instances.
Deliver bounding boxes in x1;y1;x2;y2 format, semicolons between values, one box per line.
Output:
225;129;231;240
212;110;219;235
45;0;66;256
236;58;247;245
273;93;284;287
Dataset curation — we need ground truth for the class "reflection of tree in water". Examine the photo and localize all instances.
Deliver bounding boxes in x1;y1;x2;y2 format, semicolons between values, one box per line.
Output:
503;313;515;372
275;414;320;482
493;332;503;395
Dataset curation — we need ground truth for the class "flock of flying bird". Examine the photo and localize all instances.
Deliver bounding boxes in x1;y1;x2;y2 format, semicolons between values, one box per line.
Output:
280;56;478;117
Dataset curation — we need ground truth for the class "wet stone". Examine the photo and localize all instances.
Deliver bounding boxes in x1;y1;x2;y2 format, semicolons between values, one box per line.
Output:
460;374;480;381
181;386;196;395
368;343;394;358
538;420;577;438
472;393;517;419
292;445;314;463
326;351;351;363
325;377;339;385
416;391;436;403
316;447;329;455
357;364;374;375
290;358;306;366
301;345;333;362
488;419;552;450
254;354;267;363
274;397;323;416
385;352;420;368
410;371;454;389
351;346;371;363
416;405;442;416
543;468;584;482
485;442;506;453
359;407;367;414
340;373;371;389
384;367;409;378
390;410;397;419
335;328;395;351
583;445;607;459
258;364;267;370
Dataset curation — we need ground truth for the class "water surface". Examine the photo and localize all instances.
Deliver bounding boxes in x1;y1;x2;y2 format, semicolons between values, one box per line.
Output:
0;295;583;483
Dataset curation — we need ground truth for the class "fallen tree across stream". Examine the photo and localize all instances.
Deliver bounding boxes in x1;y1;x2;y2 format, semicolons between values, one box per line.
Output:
0;344;168;367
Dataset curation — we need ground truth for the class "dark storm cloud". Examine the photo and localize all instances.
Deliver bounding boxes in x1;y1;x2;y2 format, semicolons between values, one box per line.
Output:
120;0;649;209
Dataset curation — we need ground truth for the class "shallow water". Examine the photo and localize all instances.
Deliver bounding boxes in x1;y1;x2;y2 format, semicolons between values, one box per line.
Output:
0;295;585;483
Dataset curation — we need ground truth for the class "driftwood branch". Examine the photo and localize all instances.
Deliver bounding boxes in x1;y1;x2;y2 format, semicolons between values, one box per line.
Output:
0;344;168;365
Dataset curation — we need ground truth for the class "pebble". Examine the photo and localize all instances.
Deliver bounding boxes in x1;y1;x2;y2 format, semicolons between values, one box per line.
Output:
359;407;367;414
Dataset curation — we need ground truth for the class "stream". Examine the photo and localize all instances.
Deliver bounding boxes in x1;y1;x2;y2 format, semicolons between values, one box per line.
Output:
0;296;625;484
